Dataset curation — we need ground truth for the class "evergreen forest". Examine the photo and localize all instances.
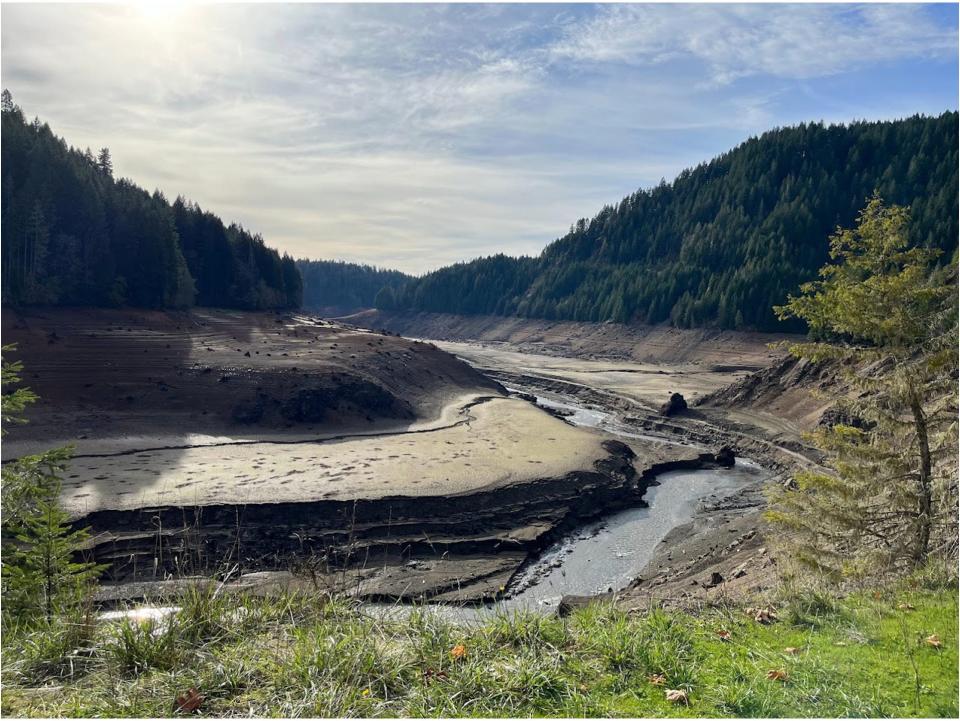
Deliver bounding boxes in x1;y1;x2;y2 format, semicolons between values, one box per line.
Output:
383;113;958;331
1;92;301;310
297;259;412;313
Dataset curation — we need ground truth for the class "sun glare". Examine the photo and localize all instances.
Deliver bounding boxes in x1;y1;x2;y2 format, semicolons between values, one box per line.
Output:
134;0;190;25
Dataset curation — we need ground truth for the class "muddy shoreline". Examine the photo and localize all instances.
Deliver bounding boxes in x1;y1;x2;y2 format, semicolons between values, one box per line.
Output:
83;437;736;604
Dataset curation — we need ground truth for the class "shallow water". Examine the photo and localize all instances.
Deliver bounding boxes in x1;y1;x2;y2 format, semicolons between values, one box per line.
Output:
367;389;767;621
505;463;762;611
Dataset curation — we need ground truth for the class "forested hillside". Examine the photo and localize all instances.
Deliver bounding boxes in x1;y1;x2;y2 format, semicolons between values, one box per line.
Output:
1;93;301;310
297;259;411;313
386;113;958;330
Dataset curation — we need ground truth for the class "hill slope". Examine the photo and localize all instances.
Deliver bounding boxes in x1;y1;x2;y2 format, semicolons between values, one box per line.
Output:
1;94;301;310
388;113;958;330
297;259;412;314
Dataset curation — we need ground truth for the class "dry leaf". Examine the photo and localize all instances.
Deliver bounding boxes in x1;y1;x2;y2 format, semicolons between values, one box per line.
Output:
174;688;204;714
746;605;778;624
665;689;689;705
897;603;915;611
647;673;666;686
766;669;789;682
925;634;941;648
450;643;467;660
423;667;448;683
783;647;800;655
716;629;732;641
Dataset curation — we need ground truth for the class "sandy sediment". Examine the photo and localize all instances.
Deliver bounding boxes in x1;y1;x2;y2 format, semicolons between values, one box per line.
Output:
55;396;609;518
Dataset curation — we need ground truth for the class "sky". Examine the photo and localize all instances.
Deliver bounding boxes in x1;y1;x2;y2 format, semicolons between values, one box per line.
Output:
2;2;957;274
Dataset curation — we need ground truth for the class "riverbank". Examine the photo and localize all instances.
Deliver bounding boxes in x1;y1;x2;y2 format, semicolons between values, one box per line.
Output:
3;581;956;717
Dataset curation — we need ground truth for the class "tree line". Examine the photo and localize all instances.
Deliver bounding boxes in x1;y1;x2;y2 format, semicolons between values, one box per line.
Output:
1;91;301;310
296;259;411;313
379;112;958;331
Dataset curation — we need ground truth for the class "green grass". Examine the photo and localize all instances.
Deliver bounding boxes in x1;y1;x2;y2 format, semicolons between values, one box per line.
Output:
2;582;957;717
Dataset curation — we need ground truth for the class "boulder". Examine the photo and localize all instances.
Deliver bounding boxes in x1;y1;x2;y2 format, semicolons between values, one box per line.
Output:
557;593;610;616
659;392;688;416
715;445;736;467
704;571;724;588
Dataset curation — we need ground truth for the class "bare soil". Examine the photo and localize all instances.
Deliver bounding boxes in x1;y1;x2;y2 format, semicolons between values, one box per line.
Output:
1;307;501;450
341;309;794;367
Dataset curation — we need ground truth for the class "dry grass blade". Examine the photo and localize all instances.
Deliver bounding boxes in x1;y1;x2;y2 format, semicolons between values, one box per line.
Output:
665;689;689;704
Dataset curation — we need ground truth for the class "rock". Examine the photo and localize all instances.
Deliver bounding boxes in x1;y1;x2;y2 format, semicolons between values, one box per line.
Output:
704;571;724;588
557;594;605;616
715;445;736;467
659;392;688;417
818;405;873;430
731;562;748;578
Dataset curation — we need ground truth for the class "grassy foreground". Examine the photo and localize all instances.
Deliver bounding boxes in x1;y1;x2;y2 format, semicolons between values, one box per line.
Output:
2;583;957;718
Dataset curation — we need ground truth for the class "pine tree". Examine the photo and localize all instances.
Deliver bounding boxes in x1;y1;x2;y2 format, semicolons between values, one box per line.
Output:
1;347;106;623
96;147;112;178
766;197;958;579
3;471;105;622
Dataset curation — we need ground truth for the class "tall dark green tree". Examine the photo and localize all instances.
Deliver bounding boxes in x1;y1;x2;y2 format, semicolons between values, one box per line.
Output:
1;92;301;311
766;198;958;579
1;347;105;623
390;113;958;331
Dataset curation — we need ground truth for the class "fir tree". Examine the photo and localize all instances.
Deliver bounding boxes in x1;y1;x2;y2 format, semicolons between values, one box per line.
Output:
766;198;958;579
1;347;106;623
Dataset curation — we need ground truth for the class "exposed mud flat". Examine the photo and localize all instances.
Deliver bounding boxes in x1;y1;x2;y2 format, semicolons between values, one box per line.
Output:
54;396;609;517
4;307;820;609
425;339;755;408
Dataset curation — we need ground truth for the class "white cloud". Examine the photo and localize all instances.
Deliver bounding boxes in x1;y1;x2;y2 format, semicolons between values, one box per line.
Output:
549;4;957;84
1;3;956;273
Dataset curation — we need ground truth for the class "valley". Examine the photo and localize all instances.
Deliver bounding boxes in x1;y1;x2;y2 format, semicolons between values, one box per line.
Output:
3;307;825;609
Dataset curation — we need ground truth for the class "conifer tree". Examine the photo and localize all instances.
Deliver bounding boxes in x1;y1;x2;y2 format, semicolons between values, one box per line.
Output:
96;147;112;178
766;197;958;579
1;347;105;623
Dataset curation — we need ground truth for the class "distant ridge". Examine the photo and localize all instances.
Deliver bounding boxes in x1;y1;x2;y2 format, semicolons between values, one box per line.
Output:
297;259;412;315
384;113;958;331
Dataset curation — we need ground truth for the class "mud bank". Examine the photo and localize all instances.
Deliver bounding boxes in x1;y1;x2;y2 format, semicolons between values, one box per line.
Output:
81;440;739;603
1;308;501;447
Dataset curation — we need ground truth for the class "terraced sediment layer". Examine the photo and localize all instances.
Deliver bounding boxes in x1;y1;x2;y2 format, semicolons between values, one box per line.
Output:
1;309;667;602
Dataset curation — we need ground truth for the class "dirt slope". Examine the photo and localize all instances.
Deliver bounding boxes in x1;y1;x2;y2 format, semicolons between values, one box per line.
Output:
341;310;793;368
1;307;502;447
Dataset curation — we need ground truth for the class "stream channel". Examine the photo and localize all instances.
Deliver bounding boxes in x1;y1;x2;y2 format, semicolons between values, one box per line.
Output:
101;386;767;626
